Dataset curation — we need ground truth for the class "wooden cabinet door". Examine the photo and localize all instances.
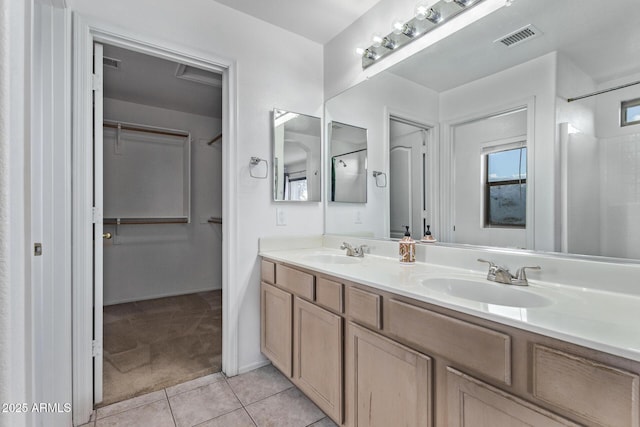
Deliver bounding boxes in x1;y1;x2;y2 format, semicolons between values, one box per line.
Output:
446;367;579;427
293;297;343;424
260;281;293;376
345;322;432;427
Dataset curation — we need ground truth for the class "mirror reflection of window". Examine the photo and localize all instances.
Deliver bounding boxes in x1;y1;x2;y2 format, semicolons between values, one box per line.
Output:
485;147;527;227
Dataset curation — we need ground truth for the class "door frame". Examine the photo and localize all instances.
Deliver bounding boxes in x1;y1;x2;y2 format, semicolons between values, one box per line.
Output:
71;14;239;425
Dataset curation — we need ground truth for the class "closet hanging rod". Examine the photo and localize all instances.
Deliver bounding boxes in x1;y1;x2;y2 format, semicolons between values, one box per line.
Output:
104;217;189;225
567;79;640;102
207;133;223;145
103;121;189;138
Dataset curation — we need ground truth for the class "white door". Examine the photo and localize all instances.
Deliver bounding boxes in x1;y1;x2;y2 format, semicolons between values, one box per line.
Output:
389;119;427;239
93;41;104;404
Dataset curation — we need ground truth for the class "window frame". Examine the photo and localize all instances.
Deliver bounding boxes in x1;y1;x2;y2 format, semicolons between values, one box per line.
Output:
621;97;640;127
483;146;527;228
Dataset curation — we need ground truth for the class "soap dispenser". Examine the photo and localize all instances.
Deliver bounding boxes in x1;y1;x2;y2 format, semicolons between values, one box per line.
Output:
399;226;416;264
421;225;437;243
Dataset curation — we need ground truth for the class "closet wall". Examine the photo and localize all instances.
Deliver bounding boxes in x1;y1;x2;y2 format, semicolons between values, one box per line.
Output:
103;98;222;305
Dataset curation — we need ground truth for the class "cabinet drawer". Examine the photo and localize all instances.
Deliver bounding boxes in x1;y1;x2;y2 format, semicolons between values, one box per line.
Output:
385;299;511;385
316;277;343;313
261;260;275;284
347;286;382;329
533;345;640;427
276;264;314;300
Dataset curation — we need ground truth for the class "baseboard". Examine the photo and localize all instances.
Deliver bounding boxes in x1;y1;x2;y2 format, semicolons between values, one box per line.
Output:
104;286;221;306
235;359;271;376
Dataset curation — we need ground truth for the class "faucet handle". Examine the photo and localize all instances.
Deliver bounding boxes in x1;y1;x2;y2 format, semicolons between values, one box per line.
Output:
477;258;496;269
515;265;541;281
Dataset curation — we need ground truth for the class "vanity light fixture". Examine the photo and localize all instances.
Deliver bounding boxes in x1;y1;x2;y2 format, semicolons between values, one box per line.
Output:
358;0;487;68
355;47;378;60
452;0;477;6
416;2;443;23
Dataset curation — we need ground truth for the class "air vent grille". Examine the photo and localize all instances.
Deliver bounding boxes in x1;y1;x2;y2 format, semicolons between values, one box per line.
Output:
495;25;542;47
103;56;121;70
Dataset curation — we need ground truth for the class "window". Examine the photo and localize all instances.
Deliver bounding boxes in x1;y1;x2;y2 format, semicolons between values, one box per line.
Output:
485;147;526;227
621;98;640;127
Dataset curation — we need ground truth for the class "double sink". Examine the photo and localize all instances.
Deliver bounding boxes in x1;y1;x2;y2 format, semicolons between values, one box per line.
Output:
301;253;552;309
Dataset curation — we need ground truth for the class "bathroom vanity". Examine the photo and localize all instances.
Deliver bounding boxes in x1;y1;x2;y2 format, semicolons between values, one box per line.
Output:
259;238;640;427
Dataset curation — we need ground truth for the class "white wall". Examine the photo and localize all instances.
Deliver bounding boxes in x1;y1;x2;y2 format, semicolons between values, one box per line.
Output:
555;54;600;256
452;110;528;249
1;0;33;426
102;98;222;304
595;72;640;259
440;52;558;252
325;72;439;237
66;0;324;375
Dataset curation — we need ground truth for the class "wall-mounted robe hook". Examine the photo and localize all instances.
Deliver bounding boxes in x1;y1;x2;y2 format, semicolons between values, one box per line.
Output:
249;156;268;179
373;171;387;187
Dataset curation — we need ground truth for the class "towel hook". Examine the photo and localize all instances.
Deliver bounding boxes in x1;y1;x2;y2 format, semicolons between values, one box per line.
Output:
249;156;268;179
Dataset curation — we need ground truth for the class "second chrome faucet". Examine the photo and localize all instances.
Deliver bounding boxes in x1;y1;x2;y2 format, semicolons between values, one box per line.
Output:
341;242;368;257
478;259;540;286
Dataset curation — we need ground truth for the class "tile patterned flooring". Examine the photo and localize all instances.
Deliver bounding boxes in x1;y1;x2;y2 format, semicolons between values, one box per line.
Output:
102;291;222;405
80;365;337;427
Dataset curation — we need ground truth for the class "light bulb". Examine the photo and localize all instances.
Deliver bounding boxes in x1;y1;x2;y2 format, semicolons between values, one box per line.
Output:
392;19;405;35
372;34;384;48
355;47;365;56
415;2;430;20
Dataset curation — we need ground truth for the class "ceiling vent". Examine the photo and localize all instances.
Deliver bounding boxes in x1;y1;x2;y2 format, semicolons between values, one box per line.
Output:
495;24;542;47
103;56;121;70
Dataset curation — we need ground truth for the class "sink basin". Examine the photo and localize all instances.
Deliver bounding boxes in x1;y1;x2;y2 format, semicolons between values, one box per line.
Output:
301;254;363;265
421;277;551;308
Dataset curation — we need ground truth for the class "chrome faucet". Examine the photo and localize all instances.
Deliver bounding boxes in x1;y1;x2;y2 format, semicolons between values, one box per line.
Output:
478;259;540;286
341;242;368;257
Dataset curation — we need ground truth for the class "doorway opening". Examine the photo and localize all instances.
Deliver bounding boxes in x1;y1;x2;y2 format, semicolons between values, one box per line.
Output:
389;116;431;239
97;43;223;405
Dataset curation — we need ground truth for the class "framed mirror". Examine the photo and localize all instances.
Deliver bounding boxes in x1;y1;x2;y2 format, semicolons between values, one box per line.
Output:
325;0;640;262
273;109;321;202
329;121;367;203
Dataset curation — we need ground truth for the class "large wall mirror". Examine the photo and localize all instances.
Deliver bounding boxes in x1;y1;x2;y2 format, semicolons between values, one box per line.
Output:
329;121;367;203
325;0;640;262
273;109;321;202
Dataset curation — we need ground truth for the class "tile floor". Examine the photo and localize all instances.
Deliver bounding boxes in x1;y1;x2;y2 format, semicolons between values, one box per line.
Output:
102;291;222;405
80;365;337;427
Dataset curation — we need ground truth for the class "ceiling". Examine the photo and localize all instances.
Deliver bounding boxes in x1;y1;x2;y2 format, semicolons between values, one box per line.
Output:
103;44;222;118
388;0;640;92
212;0;382;43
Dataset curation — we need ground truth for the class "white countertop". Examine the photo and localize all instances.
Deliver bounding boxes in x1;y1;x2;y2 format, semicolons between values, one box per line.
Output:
259;246;640;363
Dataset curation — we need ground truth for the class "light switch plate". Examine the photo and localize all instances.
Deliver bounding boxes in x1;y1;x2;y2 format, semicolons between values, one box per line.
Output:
355;210;362;224
276;208;287;226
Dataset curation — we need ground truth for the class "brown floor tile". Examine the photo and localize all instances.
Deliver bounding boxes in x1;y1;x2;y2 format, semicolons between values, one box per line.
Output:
96;399;174;427
227;365;293;406
197;408;256;427
245;388;325;427
169;381;242;427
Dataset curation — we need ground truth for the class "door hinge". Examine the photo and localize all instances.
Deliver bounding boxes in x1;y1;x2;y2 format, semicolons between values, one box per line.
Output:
91;73;102;91
92;340;102;357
